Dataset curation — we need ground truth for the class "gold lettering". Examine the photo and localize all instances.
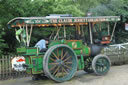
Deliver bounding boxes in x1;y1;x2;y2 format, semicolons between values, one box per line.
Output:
58;19;63;23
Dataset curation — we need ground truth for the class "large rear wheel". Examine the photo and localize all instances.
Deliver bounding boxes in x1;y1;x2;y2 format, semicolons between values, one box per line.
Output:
43;44;77;82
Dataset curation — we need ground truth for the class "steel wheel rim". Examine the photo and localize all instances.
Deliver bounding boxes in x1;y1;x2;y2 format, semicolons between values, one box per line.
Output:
43;45;77;82
95;57;110;74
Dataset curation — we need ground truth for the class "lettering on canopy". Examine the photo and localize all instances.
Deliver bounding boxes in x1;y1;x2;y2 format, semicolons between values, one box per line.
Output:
24;17;120;24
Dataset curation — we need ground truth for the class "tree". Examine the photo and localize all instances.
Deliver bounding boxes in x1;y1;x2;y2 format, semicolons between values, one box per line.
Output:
0;25;8;55
0;0;84;54
88;0;128;43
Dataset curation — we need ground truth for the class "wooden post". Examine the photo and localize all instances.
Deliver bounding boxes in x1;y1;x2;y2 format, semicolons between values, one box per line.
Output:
5;56;8;79
0;58;1;79
0;55;32;80
15;56;18;78
9;55;11;79
2;56;4;79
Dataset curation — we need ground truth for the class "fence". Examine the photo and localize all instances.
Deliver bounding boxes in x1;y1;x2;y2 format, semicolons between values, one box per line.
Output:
103;43;128;65
0;55;30;80
0;43;128;80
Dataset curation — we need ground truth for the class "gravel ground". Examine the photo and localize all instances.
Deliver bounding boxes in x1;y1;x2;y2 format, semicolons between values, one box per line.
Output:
0;65;128;85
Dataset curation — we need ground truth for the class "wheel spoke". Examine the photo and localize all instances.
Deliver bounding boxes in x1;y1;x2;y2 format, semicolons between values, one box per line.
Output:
101;59;105;64
61;48;63;59
57;48;59;59
97;66;101;72
84;57;93;73
63;67;68;74
50;65;57;71
53;66;60;76
49;62;59;65
50;57;56;61
101;67;103;72
61;51;68;60
63;56;71;62
96;62;101;66
64;62;72;64
64;64;72;70
96;63;106;73
56;66;60;78
61;67;64;77
52;52;59;60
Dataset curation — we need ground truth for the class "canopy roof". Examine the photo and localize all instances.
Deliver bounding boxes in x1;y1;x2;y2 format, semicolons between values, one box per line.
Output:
8;16;120;28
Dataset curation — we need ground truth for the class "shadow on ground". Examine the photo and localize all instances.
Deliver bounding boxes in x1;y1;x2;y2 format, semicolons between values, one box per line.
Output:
0;71;101;85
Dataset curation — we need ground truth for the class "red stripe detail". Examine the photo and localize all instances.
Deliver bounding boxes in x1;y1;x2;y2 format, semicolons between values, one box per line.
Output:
16;58;25;62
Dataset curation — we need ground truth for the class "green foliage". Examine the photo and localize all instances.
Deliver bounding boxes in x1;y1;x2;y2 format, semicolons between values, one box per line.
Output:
0;25;8;55
0;0;84;54
0;0;128;55
87;0;128;43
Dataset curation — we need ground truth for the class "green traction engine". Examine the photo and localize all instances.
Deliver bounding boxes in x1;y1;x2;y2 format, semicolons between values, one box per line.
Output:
8;15;120;82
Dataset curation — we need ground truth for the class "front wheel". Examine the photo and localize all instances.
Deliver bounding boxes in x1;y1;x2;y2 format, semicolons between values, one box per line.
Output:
92;54;111;76
84;57;93;73
43;44;78;82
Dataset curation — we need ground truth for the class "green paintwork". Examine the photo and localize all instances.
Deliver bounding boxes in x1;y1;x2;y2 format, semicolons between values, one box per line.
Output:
30;56;43;74
8;16;120;27
25;56;31;74
17;47;44;55
7;16;118;82
17;47;26;54
25;55;43;74
78;59;82;70
25;17;120;24
17;47;44;74
80;55;85;69
82;45;90;56
26;47;38;55
17;40;90;74
49;40;90;56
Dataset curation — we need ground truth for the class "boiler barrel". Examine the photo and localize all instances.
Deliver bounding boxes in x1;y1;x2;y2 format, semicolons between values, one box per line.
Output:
89;44;102;56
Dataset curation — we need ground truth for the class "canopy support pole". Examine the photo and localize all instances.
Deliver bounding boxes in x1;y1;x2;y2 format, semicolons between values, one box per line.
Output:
99;23;101;31
64;25;66;38
89;22;93;44
77;25;81;35
110;22;117;41
54;26;60;40
22;25;26;46
93;23;96;32
18;25;27;46
17;25;22;43
49;30;54;40
107;22;110;35
26;25;29;47
81;25;84;37
28;25;33;46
